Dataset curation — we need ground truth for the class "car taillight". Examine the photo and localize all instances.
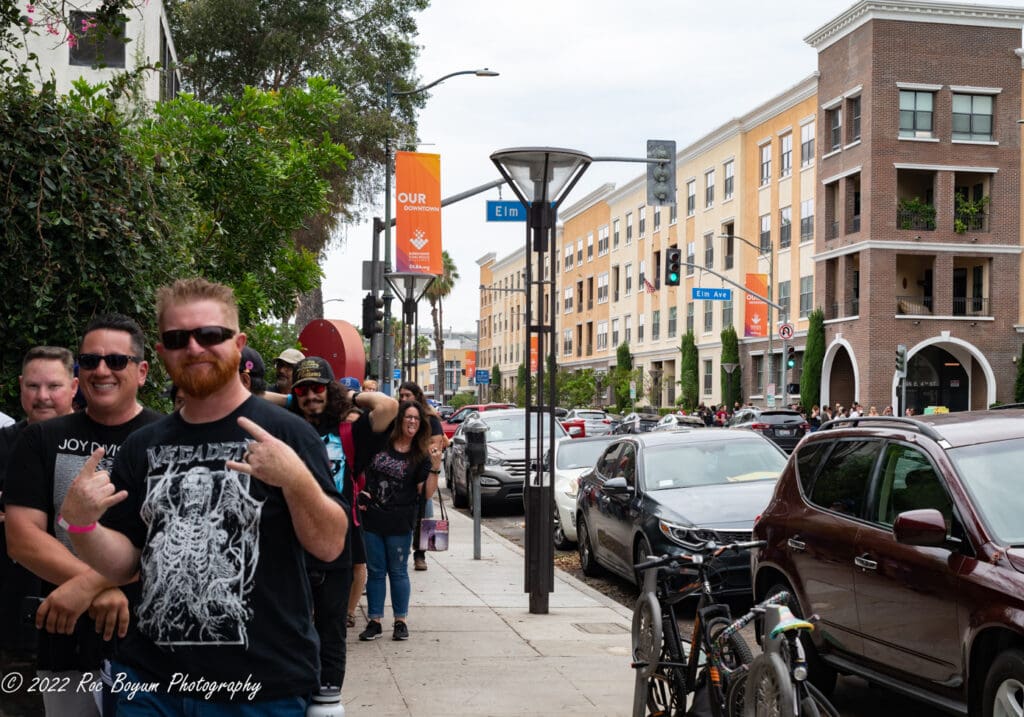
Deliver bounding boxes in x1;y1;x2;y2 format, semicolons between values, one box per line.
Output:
603;418;610;424
800;422;810;430
750;422;771;430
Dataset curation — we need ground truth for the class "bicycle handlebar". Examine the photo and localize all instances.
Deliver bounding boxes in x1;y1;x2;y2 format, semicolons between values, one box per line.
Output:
633;539;767;572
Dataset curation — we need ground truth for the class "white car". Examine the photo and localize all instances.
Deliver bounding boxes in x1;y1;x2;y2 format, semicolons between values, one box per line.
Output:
550;435;618;549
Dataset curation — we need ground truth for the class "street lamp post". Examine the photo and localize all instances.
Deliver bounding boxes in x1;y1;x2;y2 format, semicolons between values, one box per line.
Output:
379;68;499;393
720;234;775;405
491;147;592;615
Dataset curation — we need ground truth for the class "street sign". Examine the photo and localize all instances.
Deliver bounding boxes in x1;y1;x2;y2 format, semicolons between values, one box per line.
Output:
692;287;732;301
779;322;794;340
629;381;637;400
393;369;401;380
486;200;527;222
475;369;490;385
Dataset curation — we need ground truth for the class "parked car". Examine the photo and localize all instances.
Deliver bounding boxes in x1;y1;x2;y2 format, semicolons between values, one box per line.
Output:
547;435;617;549
564;408;613;437
437;405;455;420
611;412;661;434
727;407;808;452
575;430;787;593
751;410;1024;714
652;413;707;431
440;402;514;439
447;408;568;513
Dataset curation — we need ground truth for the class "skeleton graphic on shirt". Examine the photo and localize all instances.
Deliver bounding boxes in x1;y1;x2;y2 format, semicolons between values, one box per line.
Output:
137;456;262;646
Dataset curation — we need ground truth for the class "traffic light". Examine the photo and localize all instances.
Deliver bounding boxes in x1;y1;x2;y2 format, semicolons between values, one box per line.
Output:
362;293;384;337
665;247;682;287
646;139;677;206
895;344;907;375
786;346;796;369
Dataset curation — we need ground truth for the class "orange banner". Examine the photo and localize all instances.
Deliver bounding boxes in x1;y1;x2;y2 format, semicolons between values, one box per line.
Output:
395;151;442;274
530;336;539;373
744;273;768;338
464;351;476;379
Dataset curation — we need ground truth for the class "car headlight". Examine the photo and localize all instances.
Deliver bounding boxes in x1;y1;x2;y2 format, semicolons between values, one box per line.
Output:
659;520;719;550
485;455;506;466
564;477;580;498
479;476;501;486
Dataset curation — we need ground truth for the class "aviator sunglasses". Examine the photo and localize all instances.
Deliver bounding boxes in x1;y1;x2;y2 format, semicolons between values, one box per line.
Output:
161;326;236;351
293;383;328;397
78;353;140;371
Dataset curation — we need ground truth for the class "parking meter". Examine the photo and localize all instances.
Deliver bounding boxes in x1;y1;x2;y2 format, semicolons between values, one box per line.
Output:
462;414;488;560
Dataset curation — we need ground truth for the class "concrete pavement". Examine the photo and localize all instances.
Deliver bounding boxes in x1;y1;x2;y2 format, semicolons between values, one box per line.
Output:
343;494;636;716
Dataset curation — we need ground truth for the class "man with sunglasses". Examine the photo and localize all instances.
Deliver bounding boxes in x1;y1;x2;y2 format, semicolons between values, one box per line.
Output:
288;357;396;694
60;278;347;715
5;316;162;716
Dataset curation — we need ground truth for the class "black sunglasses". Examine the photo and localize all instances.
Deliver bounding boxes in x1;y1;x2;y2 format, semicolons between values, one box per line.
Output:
161;326;236;351
78;353;140;371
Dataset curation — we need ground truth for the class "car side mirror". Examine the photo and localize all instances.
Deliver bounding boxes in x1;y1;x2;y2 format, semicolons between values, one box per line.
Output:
603;476;633;495
452;434;466;445
893;508;948;547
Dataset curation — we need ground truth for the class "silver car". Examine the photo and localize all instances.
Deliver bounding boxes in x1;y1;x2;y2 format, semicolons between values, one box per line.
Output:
549;435;617;549
564;408;613;436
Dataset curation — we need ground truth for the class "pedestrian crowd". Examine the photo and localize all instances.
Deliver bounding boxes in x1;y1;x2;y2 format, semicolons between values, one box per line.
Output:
0;277;441;716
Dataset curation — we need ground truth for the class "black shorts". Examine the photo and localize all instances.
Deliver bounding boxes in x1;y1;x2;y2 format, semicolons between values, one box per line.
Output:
350;523;366;564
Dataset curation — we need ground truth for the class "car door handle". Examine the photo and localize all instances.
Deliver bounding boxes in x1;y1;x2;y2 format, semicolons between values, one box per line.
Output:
854;555;877;571
787;538;806;552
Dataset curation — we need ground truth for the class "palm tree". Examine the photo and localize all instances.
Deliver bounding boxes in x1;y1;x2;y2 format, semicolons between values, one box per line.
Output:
425;251;459;401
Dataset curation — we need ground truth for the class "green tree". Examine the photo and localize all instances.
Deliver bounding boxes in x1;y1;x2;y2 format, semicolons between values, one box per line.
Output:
610;342;641;413
801;308;825;412
424;251;459;400
1015;345;1024;403
678;331;699;411
719;325;742;410
515;363;529;407
449;392;476;410
490;364;503;402
559;368;596;408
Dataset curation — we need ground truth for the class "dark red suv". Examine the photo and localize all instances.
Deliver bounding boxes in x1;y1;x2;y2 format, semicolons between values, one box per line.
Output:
752;410;1024;716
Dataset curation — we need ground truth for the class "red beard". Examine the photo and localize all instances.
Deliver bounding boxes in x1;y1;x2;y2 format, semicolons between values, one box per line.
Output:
168;349;239;399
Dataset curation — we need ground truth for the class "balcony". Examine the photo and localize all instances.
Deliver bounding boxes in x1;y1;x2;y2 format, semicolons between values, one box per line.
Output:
850;215;861;233
952;296;990;316
954;210;989;233
825;298;860;320
827;221;839;240
897;201;936;231
896;295;933;314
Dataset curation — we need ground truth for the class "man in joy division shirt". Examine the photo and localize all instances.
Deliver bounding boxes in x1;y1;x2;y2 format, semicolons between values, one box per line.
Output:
61;278;347;716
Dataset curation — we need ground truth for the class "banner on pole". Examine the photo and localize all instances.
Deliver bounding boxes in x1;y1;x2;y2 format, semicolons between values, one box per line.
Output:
744;273;768;338
529;336;538;373
464;351;476;380
395;151;442;274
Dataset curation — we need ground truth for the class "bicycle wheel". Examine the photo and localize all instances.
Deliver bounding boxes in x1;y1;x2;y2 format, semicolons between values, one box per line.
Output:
707;616;755;669
743;652;796;717
725;666;748;717
802;682;840;717
644;642;687;717
631;591;663;679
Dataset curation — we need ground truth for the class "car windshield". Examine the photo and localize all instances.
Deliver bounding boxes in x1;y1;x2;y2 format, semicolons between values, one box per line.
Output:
949;437;1024;544
482;415;568;442
642;439;786;491
576;411;606;421
556;440;612;469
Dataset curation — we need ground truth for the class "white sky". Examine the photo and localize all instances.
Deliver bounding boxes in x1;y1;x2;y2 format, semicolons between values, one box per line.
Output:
321;0;1012;332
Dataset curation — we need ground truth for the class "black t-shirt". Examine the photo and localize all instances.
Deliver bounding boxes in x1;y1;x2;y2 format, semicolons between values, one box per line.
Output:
3;408;162;670
102;396;340;702
428;414;443;437
360;446;429;536
0;418;39;655
306;411;386;572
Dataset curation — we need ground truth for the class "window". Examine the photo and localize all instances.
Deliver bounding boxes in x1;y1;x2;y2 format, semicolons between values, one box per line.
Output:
753;356;764;394
779;206;792;249
654;207;661;232
778;280;791;320
723;160;734;200
639;260;646;287
587;233;594;260
952;94;994;141
638;206;646;236
800;276;813;318
829;108;842;151
612;265;620;302
686;303;694;333
801;122;815;166
668;306;677;337
703;359;713;395
899;90;934;138
563;287;573;313
703;301;713;333
626;212;634;243
760;144;772;185
848;96;861;142
670;199;678;224
563;329;573;356
598;225;610;255
612;318;620;346
625;263;633;296
705;170;715;208
721;297;733;328
613;219;620;249
576;238;583;266
780;134;793;177
597;272;609;304
704;233;714;269
597;320;609;350
759;214;771;253
807;440;883;517
638;313;645;342
800;198;814;241
686;242;696;276
625;316;632;343
687;180;696;216
69;11;127;68
564;246;573;271
652;311;660;341
869;445;950;527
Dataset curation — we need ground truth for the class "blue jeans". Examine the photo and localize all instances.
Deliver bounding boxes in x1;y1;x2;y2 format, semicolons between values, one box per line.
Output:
364;530;412;620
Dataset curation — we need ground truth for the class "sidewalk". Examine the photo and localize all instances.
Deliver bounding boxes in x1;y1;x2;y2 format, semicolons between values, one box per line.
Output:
343;496;636;716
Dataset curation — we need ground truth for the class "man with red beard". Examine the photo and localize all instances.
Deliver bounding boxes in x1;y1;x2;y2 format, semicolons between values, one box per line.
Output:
61;278;346;716
5;319;162;716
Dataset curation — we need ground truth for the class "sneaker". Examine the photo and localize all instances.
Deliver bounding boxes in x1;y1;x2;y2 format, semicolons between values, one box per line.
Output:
414;557;428;571
359;621;383;641
393;621;409;641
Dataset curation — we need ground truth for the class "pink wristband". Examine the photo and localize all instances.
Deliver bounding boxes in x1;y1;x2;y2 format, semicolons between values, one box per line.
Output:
57;514;97;534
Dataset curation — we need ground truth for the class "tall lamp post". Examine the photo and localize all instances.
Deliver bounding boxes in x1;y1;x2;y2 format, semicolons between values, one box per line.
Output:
720;234;775;405
491;147;592;615
380;68;499;393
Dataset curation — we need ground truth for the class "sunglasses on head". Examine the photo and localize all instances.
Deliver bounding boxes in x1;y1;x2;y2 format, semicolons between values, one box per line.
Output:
160;326;236;351
293;383;328;397
78;353;140;371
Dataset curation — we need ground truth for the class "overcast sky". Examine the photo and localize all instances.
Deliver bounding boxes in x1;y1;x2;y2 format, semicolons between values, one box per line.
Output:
321;0;1014;333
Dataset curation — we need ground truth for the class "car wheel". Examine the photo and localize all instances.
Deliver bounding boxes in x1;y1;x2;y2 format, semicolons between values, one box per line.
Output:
983;648;1024;717
451;469;468;509
553;505;573;551
577;518;603;577
633;535;654;588
763;582;837;696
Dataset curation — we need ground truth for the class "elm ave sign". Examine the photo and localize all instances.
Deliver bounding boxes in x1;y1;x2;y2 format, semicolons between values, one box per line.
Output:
692;287;733;301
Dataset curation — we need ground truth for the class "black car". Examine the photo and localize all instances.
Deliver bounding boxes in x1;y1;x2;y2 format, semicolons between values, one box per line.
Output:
611;412;661;434
727;407;809;452
575;430;788;594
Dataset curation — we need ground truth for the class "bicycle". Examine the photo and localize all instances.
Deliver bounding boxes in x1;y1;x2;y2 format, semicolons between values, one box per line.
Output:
630;540;764;717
